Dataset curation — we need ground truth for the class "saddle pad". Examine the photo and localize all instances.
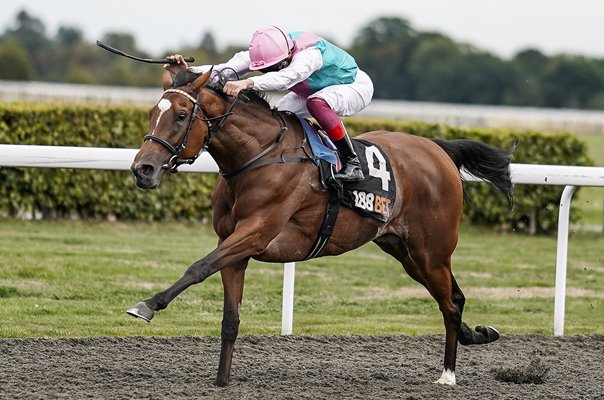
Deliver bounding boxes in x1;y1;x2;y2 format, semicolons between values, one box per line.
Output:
342;139;396;222
296;115;395;222
297;117;341;168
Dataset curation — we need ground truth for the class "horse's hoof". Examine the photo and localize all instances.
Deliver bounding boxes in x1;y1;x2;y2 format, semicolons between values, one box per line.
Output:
475;325;500;342
434;369;456;385
216;377;229;387
126;302;154;322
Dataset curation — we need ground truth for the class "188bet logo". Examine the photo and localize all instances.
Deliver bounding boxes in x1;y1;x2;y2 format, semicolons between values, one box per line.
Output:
352;190;391;217
350;145;393;218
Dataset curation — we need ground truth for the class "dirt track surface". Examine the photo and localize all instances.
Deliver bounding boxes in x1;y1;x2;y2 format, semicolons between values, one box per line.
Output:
1;334;603;399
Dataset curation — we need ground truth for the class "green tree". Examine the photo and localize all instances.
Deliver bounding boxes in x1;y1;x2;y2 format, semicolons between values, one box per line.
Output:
1;10;51;78
507;49;549;106
56;26;83;46
349;17;417;99
3;10;48;53
101;32;140;55
514;48;548;72
352;17;415;48
407;34;464;102
0;40;36;80
461;50;518;104
540;56;604;108
62;65;95;84
101;60;139;86
199;31;217;55
4;8;604;110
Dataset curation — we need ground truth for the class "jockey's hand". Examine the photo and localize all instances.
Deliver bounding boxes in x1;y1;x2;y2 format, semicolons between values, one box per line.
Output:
223;79;254;97
164;54;188;75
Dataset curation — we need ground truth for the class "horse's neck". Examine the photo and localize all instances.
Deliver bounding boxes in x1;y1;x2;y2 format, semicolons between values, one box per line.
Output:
208;105;283;173
209;123;260;170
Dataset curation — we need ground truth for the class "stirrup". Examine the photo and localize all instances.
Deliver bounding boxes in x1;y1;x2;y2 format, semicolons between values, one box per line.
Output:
334;164;364;182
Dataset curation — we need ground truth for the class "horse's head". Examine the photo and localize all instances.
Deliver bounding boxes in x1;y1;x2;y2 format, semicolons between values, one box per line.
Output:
131;69;214;189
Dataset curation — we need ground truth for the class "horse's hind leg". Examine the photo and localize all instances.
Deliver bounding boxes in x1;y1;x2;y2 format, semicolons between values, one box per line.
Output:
216;262;247;387
424;263;462;385
374;237;460;384
452;277;500;345
375;235;498;386
423;268;499;384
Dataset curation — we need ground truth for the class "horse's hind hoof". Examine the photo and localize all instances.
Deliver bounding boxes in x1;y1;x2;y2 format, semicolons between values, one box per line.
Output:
126;302;154;322
475;325;500;342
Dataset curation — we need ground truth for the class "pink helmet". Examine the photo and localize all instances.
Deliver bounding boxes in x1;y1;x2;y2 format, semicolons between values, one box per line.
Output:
248;27;294;71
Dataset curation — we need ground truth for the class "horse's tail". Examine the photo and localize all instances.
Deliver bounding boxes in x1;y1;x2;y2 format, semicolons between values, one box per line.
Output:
433;138;515;207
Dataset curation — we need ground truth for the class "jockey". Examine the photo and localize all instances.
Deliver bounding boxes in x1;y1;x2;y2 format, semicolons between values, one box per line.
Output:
166;26;374;182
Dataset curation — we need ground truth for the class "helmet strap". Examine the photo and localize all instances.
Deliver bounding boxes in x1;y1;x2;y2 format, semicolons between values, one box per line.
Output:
279;57;291;70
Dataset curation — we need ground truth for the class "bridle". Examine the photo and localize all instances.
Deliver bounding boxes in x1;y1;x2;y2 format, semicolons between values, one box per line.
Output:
143;84;311;179
143;87;237;173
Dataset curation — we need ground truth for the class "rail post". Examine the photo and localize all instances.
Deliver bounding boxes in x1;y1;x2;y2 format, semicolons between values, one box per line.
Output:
281;262;296;335
553;185;577;336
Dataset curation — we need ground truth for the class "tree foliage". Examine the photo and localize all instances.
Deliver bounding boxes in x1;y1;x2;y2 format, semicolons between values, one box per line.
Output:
0;40;36;80
2;10;604;110
349;17;604;110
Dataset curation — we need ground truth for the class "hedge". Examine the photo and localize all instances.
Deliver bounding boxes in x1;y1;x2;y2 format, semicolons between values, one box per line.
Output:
0;103;591;233
0;103;215;222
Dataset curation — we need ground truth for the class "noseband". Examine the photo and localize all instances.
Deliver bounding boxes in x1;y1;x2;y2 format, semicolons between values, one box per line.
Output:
143;88;236;173
143;85;309;180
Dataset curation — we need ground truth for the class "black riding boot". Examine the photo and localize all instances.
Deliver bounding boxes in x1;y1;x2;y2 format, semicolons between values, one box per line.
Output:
333;135;364;181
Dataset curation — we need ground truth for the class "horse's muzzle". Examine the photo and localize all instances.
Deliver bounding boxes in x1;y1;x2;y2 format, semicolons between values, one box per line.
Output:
131;161;162;189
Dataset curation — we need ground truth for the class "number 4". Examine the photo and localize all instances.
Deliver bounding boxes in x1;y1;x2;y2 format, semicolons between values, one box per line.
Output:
365;145;391;191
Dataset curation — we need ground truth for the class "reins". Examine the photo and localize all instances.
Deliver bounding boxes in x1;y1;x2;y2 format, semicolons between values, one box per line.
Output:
146;85;311;179
143;88;236;173
219;110;311;181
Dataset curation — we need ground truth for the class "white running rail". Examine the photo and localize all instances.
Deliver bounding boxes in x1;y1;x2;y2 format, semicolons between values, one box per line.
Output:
1;144;603;336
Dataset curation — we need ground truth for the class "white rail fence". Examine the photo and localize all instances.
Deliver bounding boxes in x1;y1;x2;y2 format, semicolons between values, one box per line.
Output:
4;80;604;134
1;144;603;336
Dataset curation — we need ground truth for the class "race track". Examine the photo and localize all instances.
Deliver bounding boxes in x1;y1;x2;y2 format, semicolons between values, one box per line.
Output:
1;334;602;399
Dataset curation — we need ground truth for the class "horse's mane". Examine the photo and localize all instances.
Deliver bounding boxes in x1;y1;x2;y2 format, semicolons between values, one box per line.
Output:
239;89;272;110
173;69;272;111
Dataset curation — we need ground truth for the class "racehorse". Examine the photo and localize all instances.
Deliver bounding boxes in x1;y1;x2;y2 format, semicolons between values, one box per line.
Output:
128;68;514;387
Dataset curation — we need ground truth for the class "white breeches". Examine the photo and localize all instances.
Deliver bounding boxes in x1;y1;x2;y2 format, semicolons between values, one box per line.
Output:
276;69;374;118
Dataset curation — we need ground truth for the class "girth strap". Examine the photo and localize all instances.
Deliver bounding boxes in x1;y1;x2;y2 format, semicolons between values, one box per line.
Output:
304;160;343;260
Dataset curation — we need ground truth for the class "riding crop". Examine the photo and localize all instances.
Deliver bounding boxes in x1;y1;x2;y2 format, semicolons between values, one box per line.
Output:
96;40;195;64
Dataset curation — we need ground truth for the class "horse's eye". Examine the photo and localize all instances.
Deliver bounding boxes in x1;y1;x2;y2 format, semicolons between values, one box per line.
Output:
178;111;188;120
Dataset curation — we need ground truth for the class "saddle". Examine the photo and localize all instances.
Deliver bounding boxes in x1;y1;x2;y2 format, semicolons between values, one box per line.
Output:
297;117;396;259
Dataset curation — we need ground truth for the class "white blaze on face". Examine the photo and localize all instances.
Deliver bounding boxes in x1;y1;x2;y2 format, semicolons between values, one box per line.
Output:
151;98;172;135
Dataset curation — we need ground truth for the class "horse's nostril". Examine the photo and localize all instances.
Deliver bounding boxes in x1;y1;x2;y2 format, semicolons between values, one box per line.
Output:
137;164;154;177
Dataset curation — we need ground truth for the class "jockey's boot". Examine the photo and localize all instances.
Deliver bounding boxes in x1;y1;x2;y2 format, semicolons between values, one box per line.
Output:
333;135;364;182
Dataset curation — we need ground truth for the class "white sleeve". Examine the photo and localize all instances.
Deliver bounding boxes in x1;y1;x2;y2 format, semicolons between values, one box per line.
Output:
189;51;252;79
250;47;323;91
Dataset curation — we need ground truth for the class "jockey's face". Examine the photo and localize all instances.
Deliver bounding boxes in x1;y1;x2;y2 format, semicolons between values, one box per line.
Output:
259;57;291;73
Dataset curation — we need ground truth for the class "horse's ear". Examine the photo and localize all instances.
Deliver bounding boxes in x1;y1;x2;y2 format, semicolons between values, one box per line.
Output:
161;70;173;90
191;67;213;92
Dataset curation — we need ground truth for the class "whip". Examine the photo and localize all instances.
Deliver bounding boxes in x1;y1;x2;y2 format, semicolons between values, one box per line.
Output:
96;40;195;64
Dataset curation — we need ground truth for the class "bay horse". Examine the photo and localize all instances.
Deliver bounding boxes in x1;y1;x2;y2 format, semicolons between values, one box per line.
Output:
128;68;513;386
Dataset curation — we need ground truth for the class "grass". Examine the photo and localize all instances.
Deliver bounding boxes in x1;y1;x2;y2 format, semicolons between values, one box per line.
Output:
0;219;602;338
568;132;604;228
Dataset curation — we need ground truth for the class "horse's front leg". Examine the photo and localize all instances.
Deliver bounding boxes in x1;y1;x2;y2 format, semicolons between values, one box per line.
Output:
216;262;247;387
126;217;271;321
